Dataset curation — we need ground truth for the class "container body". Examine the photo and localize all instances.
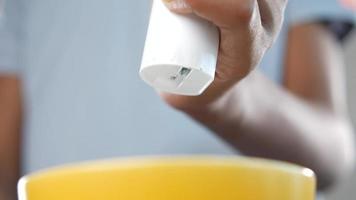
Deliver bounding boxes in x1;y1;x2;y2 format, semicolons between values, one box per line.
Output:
140;0;219;96
18;157;316;200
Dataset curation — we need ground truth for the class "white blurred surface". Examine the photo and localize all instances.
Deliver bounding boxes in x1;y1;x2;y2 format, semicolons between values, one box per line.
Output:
327;31;356;200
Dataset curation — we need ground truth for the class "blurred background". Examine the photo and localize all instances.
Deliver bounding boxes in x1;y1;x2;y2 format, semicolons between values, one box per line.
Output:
0;1;355;199
327;31;356;200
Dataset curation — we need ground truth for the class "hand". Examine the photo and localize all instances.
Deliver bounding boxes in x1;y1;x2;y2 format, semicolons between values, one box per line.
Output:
161;0;287;110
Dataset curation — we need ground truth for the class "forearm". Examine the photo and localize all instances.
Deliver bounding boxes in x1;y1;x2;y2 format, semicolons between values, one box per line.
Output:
0;76;22;200
183;71;354;189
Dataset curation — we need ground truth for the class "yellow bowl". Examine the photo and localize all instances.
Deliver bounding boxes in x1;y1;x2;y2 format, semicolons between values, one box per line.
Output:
18;156;316;200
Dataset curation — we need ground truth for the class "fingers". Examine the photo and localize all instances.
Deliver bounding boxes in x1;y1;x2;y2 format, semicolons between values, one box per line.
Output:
162;0;193;14
257;0;288;33
189;0;258;27
163;0;258;27
162;0;287;33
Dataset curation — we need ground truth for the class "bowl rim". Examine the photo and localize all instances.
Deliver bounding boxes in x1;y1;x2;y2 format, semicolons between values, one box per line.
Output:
21;155;315;180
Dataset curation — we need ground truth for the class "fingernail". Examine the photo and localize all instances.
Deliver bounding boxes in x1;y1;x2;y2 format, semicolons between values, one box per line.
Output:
163;0;193;13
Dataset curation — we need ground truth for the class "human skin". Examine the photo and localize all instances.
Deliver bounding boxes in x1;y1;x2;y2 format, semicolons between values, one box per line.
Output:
161;0;355;190
0;1;355;198
0;76;21;200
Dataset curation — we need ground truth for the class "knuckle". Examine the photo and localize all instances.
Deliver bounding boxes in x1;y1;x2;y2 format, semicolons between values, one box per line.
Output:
227;0;257;26
230;0;256;24
185;0;202;9
234;10;253;24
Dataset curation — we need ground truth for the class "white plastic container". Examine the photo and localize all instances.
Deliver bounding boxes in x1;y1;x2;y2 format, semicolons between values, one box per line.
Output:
140;0;219;96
